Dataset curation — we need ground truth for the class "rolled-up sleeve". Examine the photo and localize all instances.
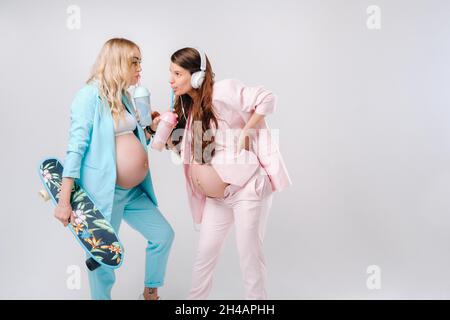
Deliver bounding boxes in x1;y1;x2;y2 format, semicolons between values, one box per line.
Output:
62;86;97;179
214;79;277;115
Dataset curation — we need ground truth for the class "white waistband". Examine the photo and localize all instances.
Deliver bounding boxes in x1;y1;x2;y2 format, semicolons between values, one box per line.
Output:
115;131;134;137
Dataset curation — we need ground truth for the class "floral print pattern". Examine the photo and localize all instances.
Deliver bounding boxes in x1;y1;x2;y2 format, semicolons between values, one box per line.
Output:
39;158;123;267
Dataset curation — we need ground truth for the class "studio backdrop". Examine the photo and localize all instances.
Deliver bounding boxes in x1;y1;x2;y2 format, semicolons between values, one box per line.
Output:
1;0;449;299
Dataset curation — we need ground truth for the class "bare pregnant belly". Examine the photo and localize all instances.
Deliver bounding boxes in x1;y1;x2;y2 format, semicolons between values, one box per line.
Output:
189;162;230;198
115;133;148;189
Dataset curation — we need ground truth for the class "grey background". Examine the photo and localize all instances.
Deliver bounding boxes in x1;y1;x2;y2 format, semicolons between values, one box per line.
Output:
1;0;449;299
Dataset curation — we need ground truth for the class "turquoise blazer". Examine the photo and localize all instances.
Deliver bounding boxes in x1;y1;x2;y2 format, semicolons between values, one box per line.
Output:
62;83;158;220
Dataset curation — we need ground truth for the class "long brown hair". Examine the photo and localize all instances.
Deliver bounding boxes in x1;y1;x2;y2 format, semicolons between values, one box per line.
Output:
171;47;217;164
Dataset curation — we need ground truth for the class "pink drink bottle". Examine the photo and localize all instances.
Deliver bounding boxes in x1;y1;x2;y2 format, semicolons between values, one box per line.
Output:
151;111;178;151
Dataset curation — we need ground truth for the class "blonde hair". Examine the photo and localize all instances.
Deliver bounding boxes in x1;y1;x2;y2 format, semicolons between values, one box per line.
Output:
87;38;140;124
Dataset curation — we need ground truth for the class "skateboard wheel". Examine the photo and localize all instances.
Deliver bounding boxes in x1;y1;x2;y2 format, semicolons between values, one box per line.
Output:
86;257;101;271
39;189;50;201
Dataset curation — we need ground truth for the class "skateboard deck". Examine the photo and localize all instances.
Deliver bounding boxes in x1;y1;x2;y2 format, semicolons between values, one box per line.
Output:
38;158;124;271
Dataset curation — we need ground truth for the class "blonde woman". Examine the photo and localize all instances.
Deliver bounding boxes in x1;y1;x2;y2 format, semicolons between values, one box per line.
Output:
53;38;174;300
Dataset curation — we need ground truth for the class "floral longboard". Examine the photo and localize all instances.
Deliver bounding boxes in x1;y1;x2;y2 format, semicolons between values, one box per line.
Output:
38;157;124;271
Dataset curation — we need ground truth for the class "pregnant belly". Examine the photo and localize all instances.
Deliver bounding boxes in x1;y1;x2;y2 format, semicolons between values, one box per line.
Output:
189;162;230;198
115;133;148;189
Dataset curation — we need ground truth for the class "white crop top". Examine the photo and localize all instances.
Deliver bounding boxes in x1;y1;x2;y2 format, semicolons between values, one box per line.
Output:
115;111;137;136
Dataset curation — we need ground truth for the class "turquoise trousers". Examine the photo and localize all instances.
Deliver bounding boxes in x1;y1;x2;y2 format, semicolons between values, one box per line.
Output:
88;184;174;300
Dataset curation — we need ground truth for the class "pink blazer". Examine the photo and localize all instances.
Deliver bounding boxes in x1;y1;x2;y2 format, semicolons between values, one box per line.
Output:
179;79;292;223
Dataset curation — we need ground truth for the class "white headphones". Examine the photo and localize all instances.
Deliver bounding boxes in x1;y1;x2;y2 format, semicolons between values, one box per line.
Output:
190;47;206;89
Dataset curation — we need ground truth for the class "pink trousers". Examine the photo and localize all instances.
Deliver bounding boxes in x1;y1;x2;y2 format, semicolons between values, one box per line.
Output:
187;168;273;300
